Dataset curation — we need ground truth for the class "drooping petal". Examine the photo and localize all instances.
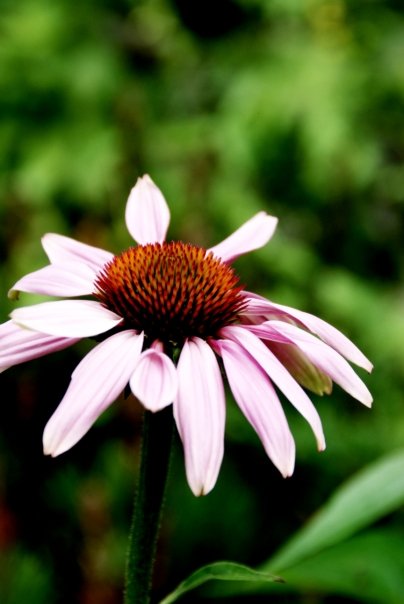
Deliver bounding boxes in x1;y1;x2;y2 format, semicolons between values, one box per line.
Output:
242;321;293;344
276;305;374;373
42;233;113;272
208;212;278;264
245;323;333;395
269;341;332;396
242;292;373;372
215;338;295;477
221;325;325;450
43;330;144;456
266;321;373;407
9;261;97;298
173;338;225;496
0;320;79;371
125;174;170;244
11;300;122;337
130;348;178;412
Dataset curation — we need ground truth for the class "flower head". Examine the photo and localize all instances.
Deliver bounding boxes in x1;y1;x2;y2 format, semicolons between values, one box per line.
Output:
1;175;372;495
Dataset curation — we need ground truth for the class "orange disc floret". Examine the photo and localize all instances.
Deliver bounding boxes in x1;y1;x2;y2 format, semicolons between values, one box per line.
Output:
94;241;245;344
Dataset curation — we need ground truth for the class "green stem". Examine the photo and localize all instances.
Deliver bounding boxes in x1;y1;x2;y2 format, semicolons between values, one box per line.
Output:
124;407;175;604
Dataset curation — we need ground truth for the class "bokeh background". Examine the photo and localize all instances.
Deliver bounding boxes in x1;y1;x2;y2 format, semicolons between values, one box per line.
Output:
1;0;404;602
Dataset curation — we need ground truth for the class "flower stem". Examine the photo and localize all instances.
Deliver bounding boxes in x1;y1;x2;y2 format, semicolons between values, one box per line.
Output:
124;407;175;604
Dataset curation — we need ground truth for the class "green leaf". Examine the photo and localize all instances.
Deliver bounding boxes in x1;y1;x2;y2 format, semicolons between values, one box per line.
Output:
204;449;404;601
159;561;282;604
207;529;404;604
279;529;404;604
264;448;404;572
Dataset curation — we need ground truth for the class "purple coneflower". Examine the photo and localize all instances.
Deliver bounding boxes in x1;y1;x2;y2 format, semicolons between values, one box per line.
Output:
0;175;372;495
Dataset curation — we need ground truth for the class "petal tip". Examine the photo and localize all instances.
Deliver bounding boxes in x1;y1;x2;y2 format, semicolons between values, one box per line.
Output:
191;482;212;497
8;288;20;301
43;447;56;458
362;395;373;409
43;428;60;457
280;463;295;479
125;174;170;244
43;440;57;457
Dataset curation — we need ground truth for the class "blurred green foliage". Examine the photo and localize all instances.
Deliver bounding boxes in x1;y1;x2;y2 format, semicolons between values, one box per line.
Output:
0;0;403;602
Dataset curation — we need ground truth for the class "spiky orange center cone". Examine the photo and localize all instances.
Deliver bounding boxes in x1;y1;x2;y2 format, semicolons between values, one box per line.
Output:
94;241;245;345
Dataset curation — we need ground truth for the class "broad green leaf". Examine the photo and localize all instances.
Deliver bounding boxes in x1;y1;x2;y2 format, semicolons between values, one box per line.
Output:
159;561;282;604
263;448;404;572
207;529;404;604
279;529;404;604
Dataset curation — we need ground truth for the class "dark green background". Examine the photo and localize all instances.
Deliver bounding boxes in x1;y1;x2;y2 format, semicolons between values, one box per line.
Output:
0;0;403;602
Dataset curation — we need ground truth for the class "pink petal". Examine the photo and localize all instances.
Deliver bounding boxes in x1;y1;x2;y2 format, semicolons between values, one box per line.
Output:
125;174;170;244
245;323;333;395
243;322;294;344
11;300;122;337
242;292;373;372
221;325;326;450
130;348;178;412
269;341;333;396
208;212;278;263
0;320;79;371
216;338;295;477
9;261;97;298
42;233;113;272
43;330;144;456
267;321;373;407
173;338;225;496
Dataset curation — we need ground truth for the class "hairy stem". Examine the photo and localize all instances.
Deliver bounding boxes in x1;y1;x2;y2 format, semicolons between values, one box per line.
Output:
124;407;175;604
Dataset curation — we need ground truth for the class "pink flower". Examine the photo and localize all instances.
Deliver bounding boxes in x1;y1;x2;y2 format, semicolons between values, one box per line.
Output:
1;175;373;495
